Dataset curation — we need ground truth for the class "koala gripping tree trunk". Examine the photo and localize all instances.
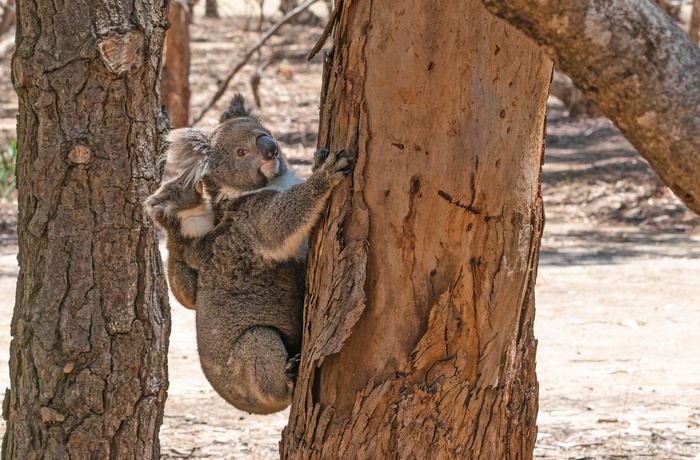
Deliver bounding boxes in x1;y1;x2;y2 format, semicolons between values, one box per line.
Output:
282;0;552;458
4;1;170;459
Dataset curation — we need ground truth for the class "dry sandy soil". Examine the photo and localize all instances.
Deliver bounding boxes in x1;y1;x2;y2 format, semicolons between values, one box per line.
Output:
0;10;698;460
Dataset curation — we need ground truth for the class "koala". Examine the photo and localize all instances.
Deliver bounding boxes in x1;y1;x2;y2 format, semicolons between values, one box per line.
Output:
146;174;213;310
147;94;353;414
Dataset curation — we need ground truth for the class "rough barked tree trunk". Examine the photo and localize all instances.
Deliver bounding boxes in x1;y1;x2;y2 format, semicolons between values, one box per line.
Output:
162;0;191;128
3;0;170;458
690;0;700;44
282;0;551;457
481;0;700;216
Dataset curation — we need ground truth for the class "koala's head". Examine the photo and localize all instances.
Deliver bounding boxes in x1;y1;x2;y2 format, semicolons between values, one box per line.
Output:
166;94;287;200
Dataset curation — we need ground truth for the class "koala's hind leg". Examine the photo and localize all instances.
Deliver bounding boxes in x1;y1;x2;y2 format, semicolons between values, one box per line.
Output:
167;257;198;310
204;326;296;414
147;176;213;309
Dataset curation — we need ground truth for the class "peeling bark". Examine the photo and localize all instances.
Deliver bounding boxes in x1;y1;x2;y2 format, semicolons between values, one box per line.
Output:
281;0;551;457
3;0;170;458
481;0;700;216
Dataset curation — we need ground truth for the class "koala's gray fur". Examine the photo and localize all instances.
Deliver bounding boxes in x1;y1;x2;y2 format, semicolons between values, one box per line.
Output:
147;94;352;414
146;174;213;310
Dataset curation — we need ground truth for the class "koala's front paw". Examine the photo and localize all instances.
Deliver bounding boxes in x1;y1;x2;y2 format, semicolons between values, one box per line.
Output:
318;149;354;184
146;177;206;231
145;194;171;221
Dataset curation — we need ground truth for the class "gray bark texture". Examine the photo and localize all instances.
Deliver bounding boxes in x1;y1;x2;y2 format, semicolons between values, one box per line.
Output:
481;0;700;216
3;0;171;459
281;0;552;458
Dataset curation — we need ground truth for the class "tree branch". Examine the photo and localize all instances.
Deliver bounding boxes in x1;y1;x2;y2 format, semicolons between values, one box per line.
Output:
191;0;319;125
481;0;700;216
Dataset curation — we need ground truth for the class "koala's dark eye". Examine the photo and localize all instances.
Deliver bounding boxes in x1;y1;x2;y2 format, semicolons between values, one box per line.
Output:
236;148;247;157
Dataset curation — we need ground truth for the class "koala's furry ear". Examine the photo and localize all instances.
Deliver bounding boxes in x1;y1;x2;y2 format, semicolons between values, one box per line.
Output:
166;128;211;186
220;94;259;123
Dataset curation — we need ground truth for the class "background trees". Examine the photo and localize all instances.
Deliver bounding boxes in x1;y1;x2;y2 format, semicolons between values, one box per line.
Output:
1;0;698;458
281;0;552;457
691;0;700;42
3;0;170;458
481;0;700;216
162;0;192;128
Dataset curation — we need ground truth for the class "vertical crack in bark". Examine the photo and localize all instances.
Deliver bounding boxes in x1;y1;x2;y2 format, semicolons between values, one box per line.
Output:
403;174;421;320
469;256;482;350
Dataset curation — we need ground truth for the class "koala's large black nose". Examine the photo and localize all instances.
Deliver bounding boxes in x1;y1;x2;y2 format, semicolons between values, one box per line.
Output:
257;135;279;160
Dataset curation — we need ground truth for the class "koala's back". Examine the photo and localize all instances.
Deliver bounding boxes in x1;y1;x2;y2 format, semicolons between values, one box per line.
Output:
195;189;305;357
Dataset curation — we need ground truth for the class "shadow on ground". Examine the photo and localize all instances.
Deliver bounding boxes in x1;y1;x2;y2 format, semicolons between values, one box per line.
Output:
541;226;700;266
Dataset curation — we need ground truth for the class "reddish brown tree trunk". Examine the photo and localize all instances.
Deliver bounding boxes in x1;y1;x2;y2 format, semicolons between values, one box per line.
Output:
654;0;679;20
162;1;191;128
282;0;551;457
481;0;700;216
3;0;170;458
691;0;700;44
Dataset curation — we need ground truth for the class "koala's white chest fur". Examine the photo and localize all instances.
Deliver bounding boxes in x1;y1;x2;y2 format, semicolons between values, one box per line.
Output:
178;202;215;237
267;170;304;190
215;170;304;202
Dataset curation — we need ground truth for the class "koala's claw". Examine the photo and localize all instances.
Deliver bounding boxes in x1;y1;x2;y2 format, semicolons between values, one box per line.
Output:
145;196;168;218
334;149;355;174
285;353;301;381
319;149;355;178
314;148;356;175
313;148;330;171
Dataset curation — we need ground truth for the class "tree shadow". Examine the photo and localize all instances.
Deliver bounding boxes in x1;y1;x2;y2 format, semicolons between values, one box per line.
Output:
540;228;700;266
543;125;655;187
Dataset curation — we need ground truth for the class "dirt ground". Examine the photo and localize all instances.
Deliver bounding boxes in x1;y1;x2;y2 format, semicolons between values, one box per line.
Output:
0;11;698;460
